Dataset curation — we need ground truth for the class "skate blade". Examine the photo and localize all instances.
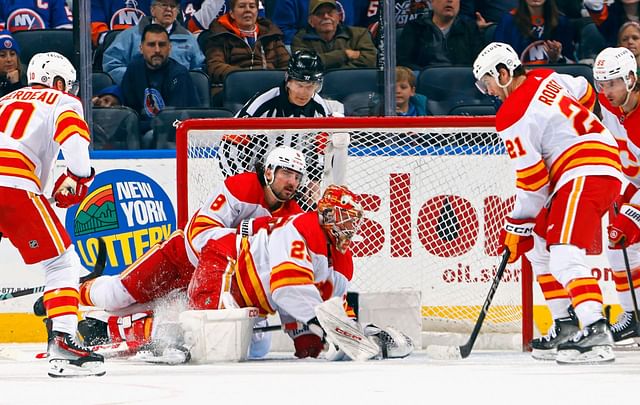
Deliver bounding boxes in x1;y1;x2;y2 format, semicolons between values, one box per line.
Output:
556;346;615;365
531;348;557;361
48;359;106;377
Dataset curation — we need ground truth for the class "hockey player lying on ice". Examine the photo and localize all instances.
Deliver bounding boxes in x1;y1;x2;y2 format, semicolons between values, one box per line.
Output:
76;185;412;363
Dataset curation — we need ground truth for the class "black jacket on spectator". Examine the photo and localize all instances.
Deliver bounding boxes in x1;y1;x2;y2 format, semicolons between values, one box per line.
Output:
121;54;196;125
397;12;483;70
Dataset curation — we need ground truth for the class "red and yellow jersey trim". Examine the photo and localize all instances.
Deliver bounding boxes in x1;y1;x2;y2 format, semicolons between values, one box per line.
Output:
613;268;640;292
0;148;40;189
549;141;621;186
516;159;549;191
235;238;275;316
270;262;315;292
54;110;90;145
578;84;596;112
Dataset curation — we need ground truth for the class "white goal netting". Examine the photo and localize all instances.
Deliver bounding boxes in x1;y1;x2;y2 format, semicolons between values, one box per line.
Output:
176;117;531;346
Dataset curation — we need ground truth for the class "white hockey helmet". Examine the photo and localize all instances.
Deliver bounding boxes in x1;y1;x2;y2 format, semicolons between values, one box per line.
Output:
27;52;78;95
265;146;306;178
473;42;521;94
593;47;637;92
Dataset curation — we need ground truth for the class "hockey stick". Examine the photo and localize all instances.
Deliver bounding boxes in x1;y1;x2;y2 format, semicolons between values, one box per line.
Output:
613;203;640;336
0;238;107;303
426;249;511;360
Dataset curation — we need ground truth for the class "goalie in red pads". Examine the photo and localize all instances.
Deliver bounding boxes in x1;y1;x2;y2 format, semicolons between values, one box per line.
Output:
473;42;624;364
0;52;103;377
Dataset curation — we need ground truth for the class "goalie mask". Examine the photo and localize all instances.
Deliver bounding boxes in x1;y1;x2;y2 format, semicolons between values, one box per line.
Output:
27;52;78;95
264;146;306;201
318;185;363;253
593;47;637;93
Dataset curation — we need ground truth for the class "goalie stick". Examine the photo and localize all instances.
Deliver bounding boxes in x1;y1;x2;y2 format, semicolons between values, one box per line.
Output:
0;238;107;303
426;249;511;360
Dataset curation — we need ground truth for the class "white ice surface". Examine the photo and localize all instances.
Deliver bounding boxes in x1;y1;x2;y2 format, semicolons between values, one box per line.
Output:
0;344;638;405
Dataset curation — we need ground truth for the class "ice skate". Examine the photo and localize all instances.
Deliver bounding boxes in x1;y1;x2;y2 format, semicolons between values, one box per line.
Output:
610;311;640;344
530;308;579;360
48;331;106;377
556;319;615;364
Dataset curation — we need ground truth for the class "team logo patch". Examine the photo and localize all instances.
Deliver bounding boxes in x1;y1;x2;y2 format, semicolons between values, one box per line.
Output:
7;8;46;32
65;169;176;275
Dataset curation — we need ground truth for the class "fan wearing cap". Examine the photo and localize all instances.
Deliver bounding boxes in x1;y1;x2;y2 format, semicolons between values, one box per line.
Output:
473;42;624;364
291;0;376;69
0;30;26;97
592;47;640;344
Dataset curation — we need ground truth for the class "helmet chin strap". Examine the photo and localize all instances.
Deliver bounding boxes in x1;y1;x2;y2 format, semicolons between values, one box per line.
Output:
496;75;513;98
264;171;287;203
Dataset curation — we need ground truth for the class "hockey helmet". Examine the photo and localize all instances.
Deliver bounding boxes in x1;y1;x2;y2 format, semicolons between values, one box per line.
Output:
27;52;78;95
473;42;521;94
318;185;363;253
593;47;637;92
265;146;306;177
287;50;324;83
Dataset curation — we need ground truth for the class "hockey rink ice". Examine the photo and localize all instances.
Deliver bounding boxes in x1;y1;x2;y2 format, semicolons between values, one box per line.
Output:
0;344;638;404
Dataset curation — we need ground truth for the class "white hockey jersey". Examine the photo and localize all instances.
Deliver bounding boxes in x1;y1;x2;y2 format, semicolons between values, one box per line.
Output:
184;171;302;266
598;93;640;202
0;86;91;194
496;69;623;219
232;211;351;322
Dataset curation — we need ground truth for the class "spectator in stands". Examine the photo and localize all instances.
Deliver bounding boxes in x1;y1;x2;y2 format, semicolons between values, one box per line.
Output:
273;0;368;46
103;0;205;85
183;0;266;33
493;0;575;64
292;0;377;69
91;0;152;48
395;66;428;116
470;1;518;27
0;0;72;32
366;0;430;48
585;0;640;48
619;21;640;72
204;0;289;100
397;0;483;69
120;23;198;147
92;84;123;107
0;31;26;97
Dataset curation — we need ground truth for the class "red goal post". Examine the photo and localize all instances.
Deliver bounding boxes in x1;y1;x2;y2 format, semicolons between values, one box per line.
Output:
176;116;533;350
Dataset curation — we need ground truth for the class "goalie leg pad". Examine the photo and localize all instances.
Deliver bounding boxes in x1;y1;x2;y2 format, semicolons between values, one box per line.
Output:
315;297;380;361
179;307;258;363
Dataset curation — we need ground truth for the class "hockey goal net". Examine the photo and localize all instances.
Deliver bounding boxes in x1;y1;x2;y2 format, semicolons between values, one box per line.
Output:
176;116;533;349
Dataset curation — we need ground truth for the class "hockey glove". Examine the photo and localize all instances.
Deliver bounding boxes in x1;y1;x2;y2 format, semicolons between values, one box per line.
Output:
52;168;95;208
499;217;535;264
287;317;325;359
237;216;278;237
608;204;640;249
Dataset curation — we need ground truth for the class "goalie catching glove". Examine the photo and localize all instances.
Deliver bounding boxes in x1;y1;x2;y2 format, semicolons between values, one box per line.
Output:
499;217;534;263
52;168;95;208
608;204;640;249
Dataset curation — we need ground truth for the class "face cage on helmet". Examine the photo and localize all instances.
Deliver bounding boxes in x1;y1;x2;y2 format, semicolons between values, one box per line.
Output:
321;206;363;253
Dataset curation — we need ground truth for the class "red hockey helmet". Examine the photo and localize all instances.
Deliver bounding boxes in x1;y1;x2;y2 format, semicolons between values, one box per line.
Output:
318;185;363;253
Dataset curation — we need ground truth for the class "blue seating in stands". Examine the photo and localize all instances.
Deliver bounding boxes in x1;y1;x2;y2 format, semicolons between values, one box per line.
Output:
321;68;382;102
92;106;140;150
152;107;234;148
222;69;286;114
448;103;496;116
92;72;114;93
13;29;75;68
529;64;594;85
417;66;492;116
189;70;212;108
